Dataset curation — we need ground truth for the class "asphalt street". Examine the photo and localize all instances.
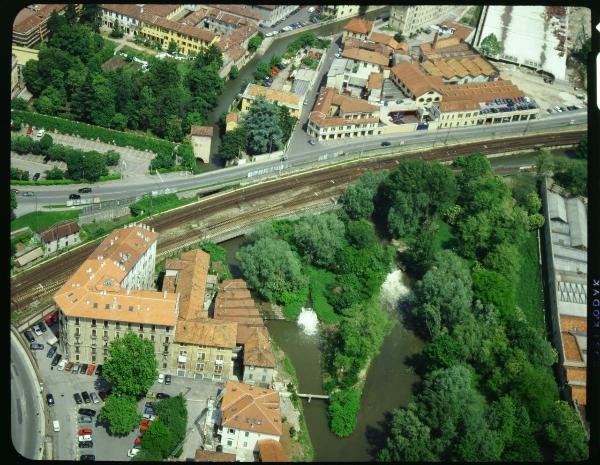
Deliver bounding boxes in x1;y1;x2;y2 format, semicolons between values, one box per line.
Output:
12;109;586;217
11;332;45;460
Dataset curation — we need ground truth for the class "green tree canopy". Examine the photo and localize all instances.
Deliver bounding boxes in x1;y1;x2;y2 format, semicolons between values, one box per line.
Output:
219;125;247;162
244;96;283;155
102;332;158;397
328;389;361;437
472;268;515;319
340;170;387;220
293;212;346;268
480;33;501;56
10;190;17;210
544;400;589;461
552;159;587;197
98;394;141;435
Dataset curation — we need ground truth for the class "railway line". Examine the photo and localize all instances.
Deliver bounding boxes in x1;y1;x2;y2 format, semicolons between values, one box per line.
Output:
10;130;584;317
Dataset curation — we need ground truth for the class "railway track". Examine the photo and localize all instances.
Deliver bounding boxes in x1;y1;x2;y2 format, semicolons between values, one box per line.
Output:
10;130;584;315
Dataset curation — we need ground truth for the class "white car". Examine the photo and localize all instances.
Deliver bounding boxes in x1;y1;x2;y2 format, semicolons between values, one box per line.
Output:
142;413;157;421
90;392;100;404
335;53;341;58
36;129;45;138
32;325;43;337
128;448;140;458
265;32;273;37
53;420;60;432
158;373;164;384
57;359;67;371
78;434;92;442
308;6;315;13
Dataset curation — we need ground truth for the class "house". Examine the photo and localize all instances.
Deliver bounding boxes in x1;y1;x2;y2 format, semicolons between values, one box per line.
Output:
307;87;380;141
366;72;384;104
240;84;301;118
341;48;389;70
218;381;282;459
257;439;288;462
390;62;444;106
37;220;81;256
246;5;298;27
13;4;69;47
225;112;239;132
342;18;373;42
190;126;214;164
242;328;275;388
321;5;360;21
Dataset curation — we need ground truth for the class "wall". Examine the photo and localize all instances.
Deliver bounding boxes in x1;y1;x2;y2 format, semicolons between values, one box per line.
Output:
243;365;275;387
169;342;234;382
78;206;131;225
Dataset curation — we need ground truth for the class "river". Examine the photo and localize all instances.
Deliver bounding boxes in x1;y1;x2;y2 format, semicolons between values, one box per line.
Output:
219;236;424;461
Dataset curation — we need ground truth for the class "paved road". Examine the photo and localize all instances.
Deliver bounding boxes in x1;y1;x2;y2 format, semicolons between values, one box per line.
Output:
11;332;45;460
12;110;586;217
259;6;313;34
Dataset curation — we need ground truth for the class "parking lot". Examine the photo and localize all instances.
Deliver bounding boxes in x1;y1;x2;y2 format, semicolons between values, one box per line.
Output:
26;320;223;461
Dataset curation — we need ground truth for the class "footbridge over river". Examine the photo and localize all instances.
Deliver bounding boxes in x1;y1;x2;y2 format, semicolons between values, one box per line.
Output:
297;393;330;402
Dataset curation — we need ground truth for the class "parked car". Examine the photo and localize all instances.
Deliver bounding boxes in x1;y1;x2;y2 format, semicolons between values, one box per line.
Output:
381;141;392;146
30;342;44;350
23;330;35;343
79;428;93;436
69;194;81;200
51;354;62;366
72;362;80;374
32;173;40;181
90;392;100;404
74;393;83;404
156;393;170;399
80;455;96;461
36;129;45;138
144;407;157;416
308;6;315;12
47;345;57;358
26;127;33;135
158;374;164;384
32;324;43;337
35;320;47;332
82;391;91;404
78;434;93;442
86;364;96;376
78;187;92;194
308;139;316;145
79;441;94;449
95;365;103;377
134;436;142;446
78;415;93;424
65;361;74;372
80;363;89;374
57;359;68;371
140;422;150;433
142;413;157;421
79;408;96;417
53;420;60;432
164;374;171;385
46;394;55;406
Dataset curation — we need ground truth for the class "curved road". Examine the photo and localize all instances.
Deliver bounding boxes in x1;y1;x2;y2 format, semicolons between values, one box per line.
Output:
11;331;45;460
12;110;586;216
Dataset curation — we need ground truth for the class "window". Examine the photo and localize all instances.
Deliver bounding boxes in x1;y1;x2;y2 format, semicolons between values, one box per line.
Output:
128;323;131;329
92;329;96;337
163;362;168;369
139;324;143;332
104;304;110;309
104;331;108;338
216;354;224;361
198;352;205;360
92;348;96;355
215;363;223;373
248;373;253;379
75;317;80;326
179;350;187;356
75;328;80;336
115;322;120;329
151;325;155;332
165;337;169;343
115;332;120;338
196;363;204;371
104;321;108;328
75;345;80;354
151;335;155;342
228;429;235;434
243;442;247;448
177;362;186;370
76;354;80;361
91;319;96;327
103;348;108;356
93;303;98;309
227;440;232;447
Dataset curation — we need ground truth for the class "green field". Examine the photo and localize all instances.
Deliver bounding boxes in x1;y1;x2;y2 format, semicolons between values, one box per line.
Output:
11;209;81;233
515;230;545;332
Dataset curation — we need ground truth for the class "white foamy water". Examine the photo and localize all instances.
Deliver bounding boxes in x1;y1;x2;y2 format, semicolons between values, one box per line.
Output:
297;307;320;336
379;268;411;311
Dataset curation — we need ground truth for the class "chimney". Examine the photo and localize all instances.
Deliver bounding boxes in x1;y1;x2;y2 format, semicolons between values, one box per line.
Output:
432;32;438;49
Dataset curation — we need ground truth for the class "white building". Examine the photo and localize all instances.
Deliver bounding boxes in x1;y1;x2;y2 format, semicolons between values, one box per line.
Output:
218;381;282;460
246;4;298;27
389;5;456;36
100;4;142;37
190;125;214;164
36;220;81;257
321;5;360;20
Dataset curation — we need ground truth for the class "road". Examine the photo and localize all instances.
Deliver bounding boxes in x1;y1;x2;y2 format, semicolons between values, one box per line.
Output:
12;109;586;217
11;332;45;460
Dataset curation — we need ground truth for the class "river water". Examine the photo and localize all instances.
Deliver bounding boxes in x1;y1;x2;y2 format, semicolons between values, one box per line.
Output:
219;236;424;461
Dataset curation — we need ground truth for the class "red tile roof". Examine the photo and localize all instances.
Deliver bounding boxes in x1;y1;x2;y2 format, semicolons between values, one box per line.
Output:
342;47;389;67
190;125;214;137
38;220;80;244
257;439;288;462
391;62;444;97
13;4;66;34
344;17;373;35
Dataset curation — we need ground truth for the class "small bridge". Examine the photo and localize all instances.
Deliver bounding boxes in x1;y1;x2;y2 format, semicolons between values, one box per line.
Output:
297;393;330;402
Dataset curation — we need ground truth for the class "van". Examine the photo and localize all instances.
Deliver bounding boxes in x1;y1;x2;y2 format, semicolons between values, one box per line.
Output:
53;420;60;432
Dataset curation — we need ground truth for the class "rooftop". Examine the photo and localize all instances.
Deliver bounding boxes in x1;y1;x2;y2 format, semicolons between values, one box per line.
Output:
38;220;80;244
208;4;261;21
243;83;300;108
174;319;237;349
220;381;282;437
190;125;214;137
344;17;373;35
243;327;275;368
341;47;389;67
257;439;288;462
309;87;379;128
13;4;66;34
391;62;444;97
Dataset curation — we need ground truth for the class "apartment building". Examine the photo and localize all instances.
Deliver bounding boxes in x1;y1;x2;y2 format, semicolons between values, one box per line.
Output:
218;381;282;458
246;4;298;27
242;328;275;388
54;224;179;365
307;87;380;141
321;5;360;21
389;5;455;36
541;179;588;422
341;48;389;70
342;17;373;41
241;84;301;118
100;3;142;37
12;4;68;47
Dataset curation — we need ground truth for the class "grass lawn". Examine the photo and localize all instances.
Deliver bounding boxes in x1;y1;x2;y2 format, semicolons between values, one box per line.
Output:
305;265;340;324
433;217;454;250
515;230;545;332
11;209;81;233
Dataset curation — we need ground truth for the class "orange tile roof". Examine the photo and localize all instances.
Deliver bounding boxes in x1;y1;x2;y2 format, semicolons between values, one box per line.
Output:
221;381;282;436
441;21;474;41
236;324;267;345
391;62;443;97
438;100;480;112
226;112;239;124
142;4;181;18
367;72;384;90
341;47;389;67
571;385;587;406
214;279;265;344
195;450;236;461
369;32;402;50
190;125;214;137
174;319;237;348
209;4;261;21
344;37;393;57
165;249;210;321
13;4;66;34
566;366;586;383
471;56;495;75
446;58;470;78
140;12;218;43
244;328;275;368
244;84;300;107
38;220;80;243
344;18;373;35
178;8;209;26
562;332;583;362
309;87;379;128
560;315;587;333
257;439;288;462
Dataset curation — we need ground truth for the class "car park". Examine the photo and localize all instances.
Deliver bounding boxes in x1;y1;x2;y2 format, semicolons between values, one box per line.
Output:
24;331;35;343
82;391;91;404
559;106;567;112
80;363;89;374
567;105;577;111
90;392;100;404
47;345;57;358
74;393;83;404
46;394;55;406
79;434;92;442
69;194;81;200
79;441;94;449
33;325;43;337
51;354;62;366
57;359;68;371
78;416;93;424
79;408;96;417
30;342;44;350
156;393;170;399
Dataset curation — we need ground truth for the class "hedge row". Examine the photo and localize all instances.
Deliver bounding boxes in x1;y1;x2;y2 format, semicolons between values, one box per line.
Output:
12;110;176;158
11;179;77;185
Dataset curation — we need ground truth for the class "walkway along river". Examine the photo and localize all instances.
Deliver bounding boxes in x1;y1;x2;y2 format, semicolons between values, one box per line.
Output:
219;236;425;461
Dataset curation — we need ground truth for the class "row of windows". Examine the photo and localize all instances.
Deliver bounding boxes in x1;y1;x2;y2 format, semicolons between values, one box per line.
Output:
70;316;170;333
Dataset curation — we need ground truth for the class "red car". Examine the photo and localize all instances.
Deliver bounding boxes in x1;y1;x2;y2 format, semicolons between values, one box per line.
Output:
79;428;92;436
134;436;142;446
86;364;96;376
26;127;33;135
43;311;59;325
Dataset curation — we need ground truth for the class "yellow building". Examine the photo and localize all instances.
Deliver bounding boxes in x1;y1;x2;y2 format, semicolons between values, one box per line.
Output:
241;84;301;118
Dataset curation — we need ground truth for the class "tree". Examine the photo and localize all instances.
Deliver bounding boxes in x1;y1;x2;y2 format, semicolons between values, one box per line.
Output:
393;33;404;43
10;190;17;211
247;33;264;52
244;97;283;155
328;389;361;437
404;219;439;278
483;241;521;281
228;65;239;80
572;37;591;66
38;133;54;155
154;394;188;456
345;219;378;249
79;4;102;31
293;213;346;268
35;85;65;115
278;105;297;143
168;40;178;54
11;135;35;154
219;126;247;162
11;97;28;110
510;363;558;424
544;401;589;461
102;332;158;397
480;33;501;56
89;74;116;127
47;9;67;36
254;61;271;81
377;403;437;461
237;238;307;302
45;166;65;180
553;159;587;197
574;134;587;159
140;419;173;458
504;318;556;368
340;185;374;220
193;44;223;69
98;395;141;435
472;268;515;319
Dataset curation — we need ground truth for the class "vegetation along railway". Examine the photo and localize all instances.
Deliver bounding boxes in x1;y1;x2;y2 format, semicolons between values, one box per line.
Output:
11;130;584;316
